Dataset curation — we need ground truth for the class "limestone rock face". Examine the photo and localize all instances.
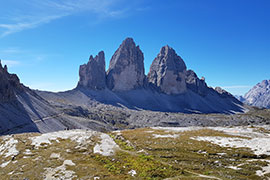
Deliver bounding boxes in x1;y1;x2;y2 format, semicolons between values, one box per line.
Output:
147;45;187;95
106;38;145;91
0;61;23;102
215;87;235;98
77;51;106;90
185;70;208;96
243;80;270;108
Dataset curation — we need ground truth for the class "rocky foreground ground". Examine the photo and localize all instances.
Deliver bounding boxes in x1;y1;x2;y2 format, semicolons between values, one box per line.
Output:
1;125;270;180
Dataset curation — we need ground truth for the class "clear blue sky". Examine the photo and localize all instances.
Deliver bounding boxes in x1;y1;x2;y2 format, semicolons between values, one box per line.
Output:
0;0;269;95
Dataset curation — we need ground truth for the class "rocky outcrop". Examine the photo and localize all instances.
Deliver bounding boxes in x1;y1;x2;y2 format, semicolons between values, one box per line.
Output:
215;87;235;99
147;45;187;95
73;37;244;113
106;38;145;91
77;51;106;90
0;60;23;102
185;70;208;96
147;45;238;99
242;80;270;108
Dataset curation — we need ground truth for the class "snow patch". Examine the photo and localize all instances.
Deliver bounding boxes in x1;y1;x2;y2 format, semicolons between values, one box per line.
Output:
153;126;270;139
208;126;270;138
197;174;222;180
93;134;119;156
0;160;11;168
192;136;270;156
50;153;61;159
217;153;227;156
256;160;270;177
0;136;19;158
197;150;207;154
152;127;203;132
24;149;32;155
152;134;179;138
227;166;242;170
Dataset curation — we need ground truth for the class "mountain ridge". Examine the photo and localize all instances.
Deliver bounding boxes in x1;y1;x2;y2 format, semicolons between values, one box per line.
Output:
71;37;244;114
0;37;252;135
240;80;270;108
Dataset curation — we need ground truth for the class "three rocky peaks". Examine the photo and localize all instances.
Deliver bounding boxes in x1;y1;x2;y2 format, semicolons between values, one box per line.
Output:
77;37;215;96
0;38;246;135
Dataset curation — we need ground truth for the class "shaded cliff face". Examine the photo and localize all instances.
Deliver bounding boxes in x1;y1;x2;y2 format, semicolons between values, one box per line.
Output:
73;37;243;113
147;46;187;95
0;61;23;102
243;80;270;108
76;39;212;97
106;38;145;91
185;70;208;96
77;51;106;90
147;46;231;98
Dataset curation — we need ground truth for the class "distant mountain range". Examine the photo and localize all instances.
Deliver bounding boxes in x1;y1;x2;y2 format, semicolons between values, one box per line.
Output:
0;38;247;135
238;80;270;108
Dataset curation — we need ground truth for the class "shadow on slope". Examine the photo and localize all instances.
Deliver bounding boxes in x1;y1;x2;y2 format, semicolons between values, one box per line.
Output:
0;97;39;135
0;90;70;136
41;87;245;114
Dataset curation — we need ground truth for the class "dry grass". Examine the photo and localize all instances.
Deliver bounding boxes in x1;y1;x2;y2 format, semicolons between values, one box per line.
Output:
0;127;270;179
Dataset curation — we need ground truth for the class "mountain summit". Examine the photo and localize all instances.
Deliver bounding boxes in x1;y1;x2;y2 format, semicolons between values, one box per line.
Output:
73;37;244;114
147;45;187;94
106;38;145;91
0;60;23;102
242;80;270;108
77;51;106;90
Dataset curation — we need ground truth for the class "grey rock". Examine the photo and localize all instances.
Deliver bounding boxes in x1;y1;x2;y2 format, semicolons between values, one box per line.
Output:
0;60;23;102
235;95;245;102
215;87;235;98
77;51;106;90
0;37;249;136
0;62;97;135
106;38;145;91
243;80;270;108
147;45;187;95
185;70;208;96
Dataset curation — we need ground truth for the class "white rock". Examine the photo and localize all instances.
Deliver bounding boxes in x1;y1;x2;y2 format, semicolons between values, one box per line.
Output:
128;169;137;177
44;160;76;180
30;130;97;147
93;134;119;156
50;153;61;159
